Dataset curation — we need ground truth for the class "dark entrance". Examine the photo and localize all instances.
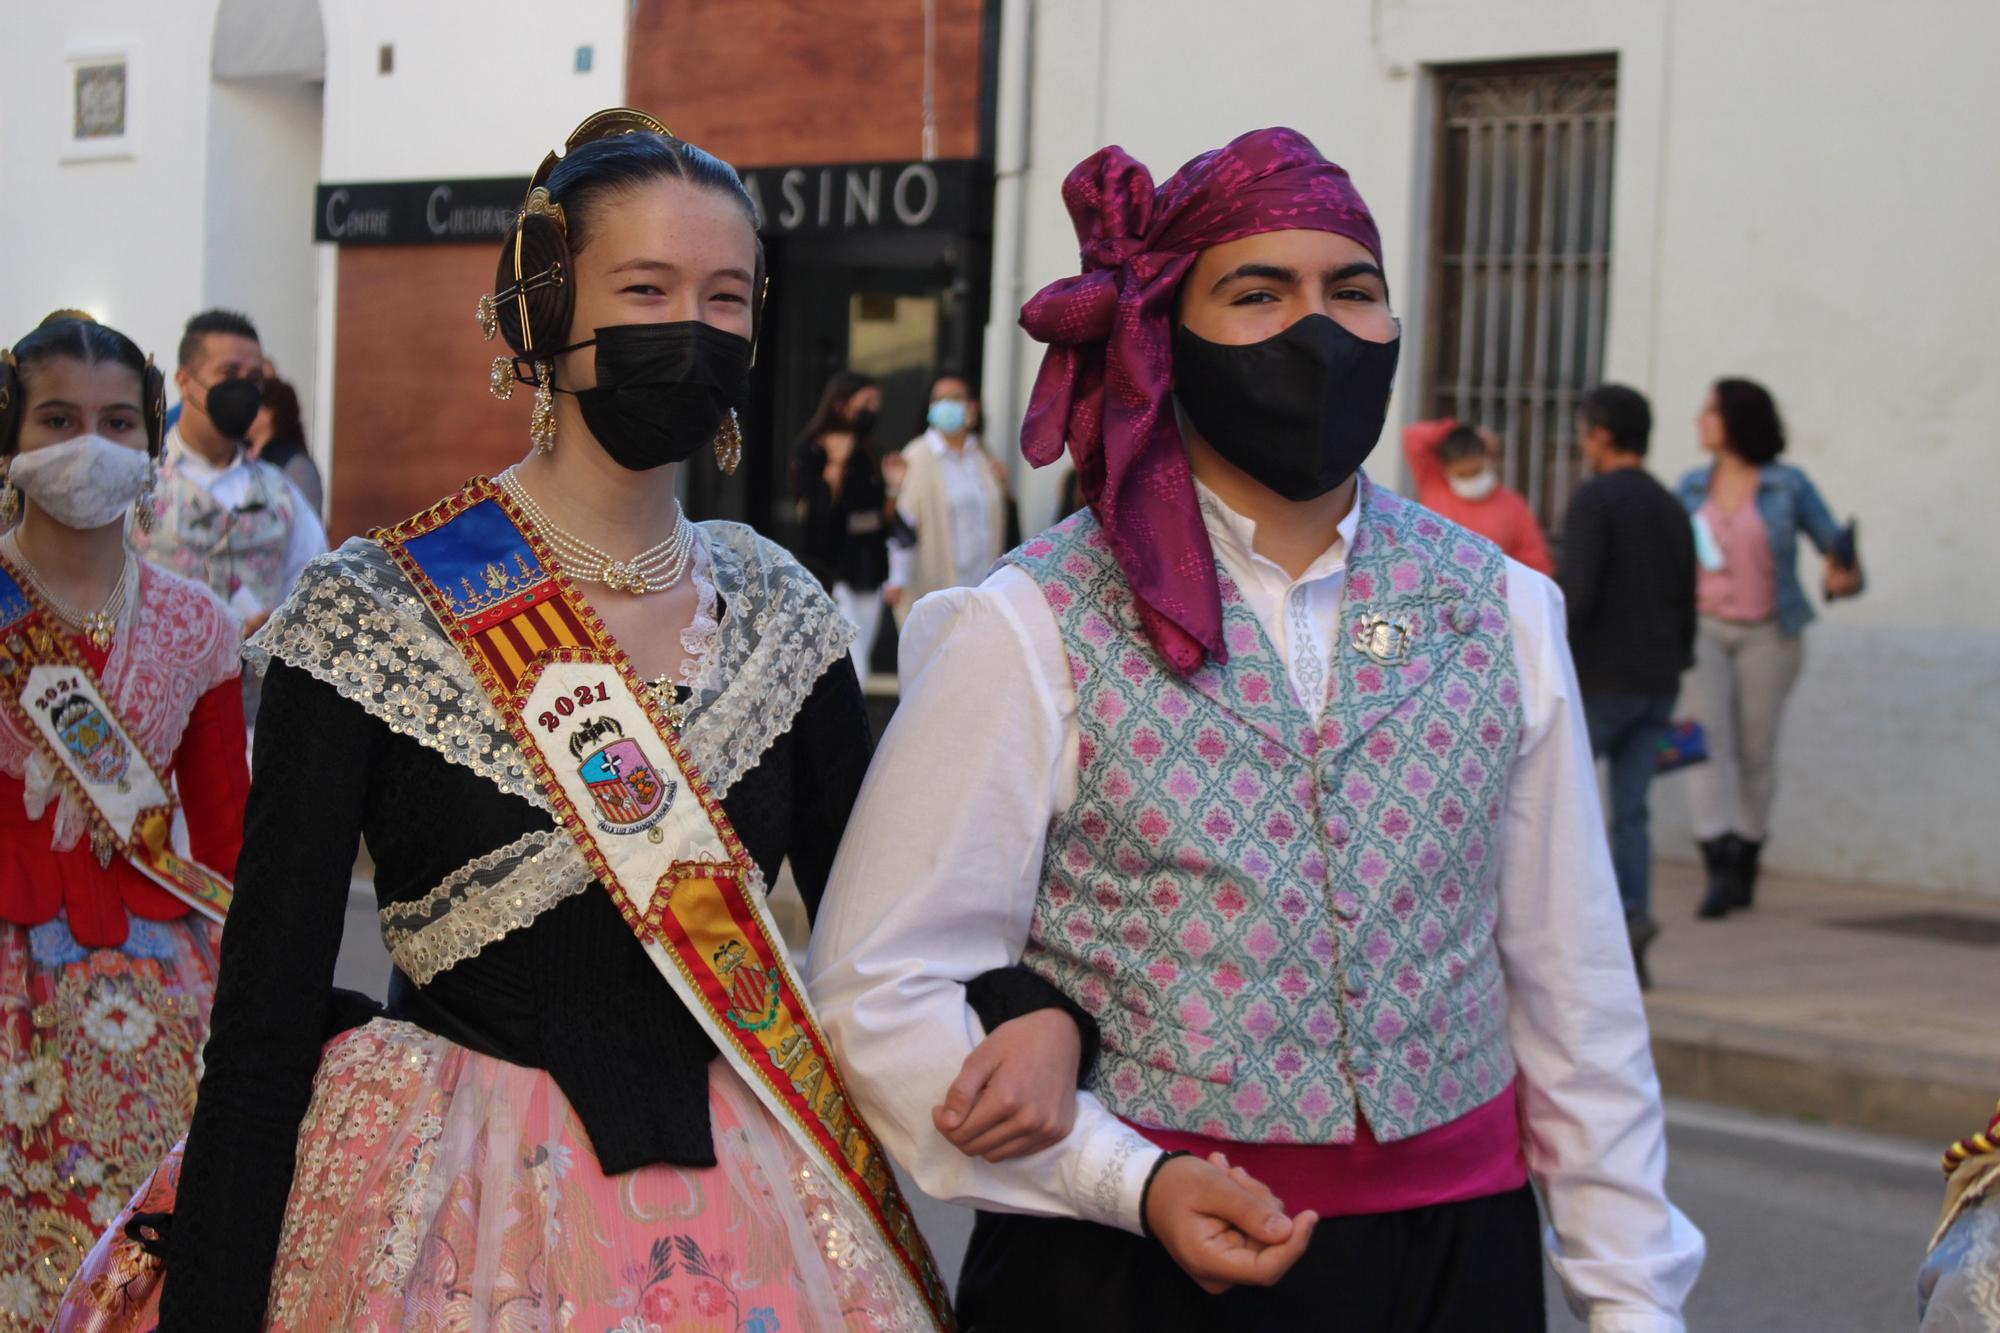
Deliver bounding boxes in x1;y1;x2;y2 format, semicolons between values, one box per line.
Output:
681;160;993;545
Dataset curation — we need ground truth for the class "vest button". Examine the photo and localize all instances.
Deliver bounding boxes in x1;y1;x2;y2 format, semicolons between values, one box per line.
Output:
1350;1055;1375;1077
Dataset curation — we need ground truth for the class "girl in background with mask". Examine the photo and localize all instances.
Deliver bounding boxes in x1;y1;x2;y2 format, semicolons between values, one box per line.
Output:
793;369;895;676
0;314;245;1325
882;373;1008;619
60;112;1072;1333
1400;416;1554;574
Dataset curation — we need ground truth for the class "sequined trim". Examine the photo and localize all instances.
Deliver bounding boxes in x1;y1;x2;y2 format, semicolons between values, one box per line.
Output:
790;1156;932;1331
378;831;592;985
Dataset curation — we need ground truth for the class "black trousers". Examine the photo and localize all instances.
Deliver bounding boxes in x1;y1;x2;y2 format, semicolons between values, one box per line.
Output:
955;1184;1545;1333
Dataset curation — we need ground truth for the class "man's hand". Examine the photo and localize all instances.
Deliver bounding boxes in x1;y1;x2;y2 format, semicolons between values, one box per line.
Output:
1144;1153;1318;1295
241;610;272;636
932;1008;1083;1162
882;585;904;608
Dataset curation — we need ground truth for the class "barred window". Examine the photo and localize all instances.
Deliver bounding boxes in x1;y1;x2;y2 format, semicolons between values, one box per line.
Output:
1422;60;1618;530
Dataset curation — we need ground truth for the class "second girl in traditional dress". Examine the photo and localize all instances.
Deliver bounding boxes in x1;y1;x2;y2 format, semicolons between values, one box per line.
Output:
0;314;244;1327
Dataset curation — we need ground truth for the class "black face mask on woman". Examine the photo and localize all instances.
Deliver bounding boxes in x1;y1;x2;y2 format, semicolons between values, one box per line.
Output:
557;321;751;472
1171;314;1400;501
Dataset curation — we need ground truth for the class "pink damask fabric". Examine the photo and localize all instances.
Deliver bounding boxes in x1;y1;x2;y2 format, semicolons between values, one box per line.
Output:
1018;127;1383;673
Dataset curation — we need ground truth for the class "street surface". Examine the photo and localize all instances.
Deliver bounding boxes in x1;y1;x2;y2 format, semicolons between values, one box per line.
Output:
334;885;1944;1332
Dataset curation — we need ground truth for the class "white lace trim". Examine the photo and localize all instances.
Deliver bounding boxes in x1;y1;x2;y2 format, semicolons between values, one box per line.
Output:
379;830;593;984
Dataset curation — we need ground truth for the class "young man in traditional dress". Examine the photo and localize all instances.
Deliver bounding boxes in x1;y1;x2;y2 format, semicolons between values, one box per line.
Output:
811;128;1703;1330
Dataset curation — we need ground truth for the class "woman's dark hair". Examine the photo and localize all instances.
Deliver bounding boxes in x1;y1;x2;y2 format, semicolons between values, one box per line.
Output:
545;132;766;337
1438;424;1488;465
3;316;154;457
792;370;879;496
258;376;306;448
1713;377;1786;464
1579;383;1653;456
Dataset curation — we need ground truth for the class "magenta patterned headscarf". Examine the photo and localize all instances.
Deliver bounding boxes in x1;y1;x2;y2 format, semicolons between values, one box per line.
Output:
1019;127;1382;674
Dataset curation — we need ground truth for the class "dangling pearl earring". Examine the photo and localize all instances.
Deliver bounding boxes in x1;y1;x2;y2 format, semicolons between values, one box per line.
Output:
713;409;743;475
133;456;159;533
530;361;557;455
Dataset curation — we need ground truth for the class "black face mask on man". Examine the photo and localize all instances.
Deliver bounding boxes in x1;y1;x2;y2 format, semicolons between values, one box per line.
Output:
557;321;751;472
1171;314;1400;502
200;377;264;440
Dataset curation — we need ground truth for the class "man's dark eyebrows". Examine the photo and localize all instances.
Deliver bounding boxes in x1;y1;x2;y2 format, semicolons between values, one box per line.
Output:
1328;262;1386;284
1211;262;1300;292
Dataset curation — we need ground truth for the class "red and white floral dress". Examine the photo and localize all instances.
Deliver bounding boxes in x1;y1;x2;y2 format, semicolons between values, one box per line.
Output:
0;559;245;1327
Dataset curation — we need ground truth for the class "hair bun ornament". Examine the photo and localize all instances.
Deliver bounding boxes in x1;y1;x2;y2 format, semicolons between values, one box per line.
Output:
477;107;679;367
488;188;573;360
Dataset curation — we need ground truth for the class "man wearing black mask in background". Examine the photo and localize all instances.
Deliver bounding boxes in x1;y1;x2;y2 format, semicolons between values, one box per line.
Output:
135;309;327;722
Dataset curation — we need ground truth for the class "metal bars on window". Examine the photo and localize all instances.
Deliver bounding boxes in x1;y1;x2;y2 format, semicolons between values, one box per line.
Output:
1423;62;1617;530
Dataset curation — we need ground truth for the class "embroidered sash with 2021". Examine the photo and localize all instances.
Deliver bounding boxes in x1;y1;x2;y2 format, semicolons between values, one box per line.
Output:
377;479;953;1331
0;553;232;921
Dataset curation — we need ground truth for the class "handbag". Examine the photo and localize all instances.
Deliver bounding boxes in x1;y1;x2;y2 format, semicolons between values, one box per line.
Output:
1657;719;1709;773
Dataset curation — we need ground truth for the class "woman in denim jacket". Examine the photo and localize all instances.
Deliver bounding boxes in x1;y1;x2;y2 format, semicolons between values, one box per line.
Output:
1675;378;1860;918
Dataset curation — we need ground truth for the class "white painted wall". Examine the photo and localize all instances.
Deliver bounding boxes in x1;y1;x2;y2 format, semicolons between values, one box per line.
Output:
204;77;324;441
317;1;627;182
0;1;223;364
991;0;1999;896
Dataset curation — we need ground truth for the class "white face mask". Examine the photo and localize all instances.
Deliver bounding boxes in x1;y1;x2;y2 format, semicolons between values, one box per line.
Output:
8;434;153;531
1447;468;1499;502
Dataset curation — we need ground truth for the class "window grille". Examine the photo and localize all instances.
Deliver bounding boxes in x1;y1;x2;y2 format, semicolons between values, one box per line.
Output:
1422;61;1617;529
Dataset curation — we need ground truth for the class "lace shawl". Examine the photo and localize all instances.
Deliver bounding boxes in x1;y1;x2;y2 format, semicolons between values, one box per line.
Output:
250;519;852;984
1;560;242;852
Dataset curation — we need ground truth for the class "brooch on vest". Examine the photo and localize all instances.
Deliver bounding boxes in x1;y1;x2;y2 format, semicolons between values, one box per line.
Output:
1352;613;1417;665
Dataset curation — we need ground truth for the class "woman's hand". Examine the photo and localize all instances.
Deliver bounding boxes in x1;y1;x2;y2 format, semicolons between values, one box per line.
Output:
1823;554;1862;598
1144;1152;1318;1295
881;452;909;492
932;1008;1083;1162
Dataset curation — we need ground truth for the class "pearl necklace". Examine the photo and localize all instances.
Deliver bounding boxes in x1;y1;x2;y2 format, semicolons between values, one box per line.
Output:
497;468;694;595
0;532;132;650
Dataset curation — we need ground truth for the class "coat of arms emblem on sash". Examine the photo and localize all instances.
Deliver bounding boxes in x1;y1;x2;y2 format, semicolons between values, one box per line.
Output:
51;693;131;788
569;715;674;834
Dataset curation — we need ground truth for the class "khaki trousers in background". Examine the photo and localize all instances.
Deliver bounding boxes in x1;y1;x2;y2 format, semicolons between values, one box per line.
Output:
1681;614;1805;841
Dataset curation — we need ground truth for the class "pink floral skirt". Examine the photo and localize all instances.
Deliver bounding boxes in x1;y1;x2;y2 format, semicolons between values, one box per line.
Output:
0;913;218;1329
60;1019;934;1332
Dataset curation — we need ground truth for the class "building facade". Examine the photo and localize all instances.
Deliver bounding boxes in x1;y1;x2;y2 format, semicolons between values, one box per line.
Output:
3;0;1992;898
986;0;1999;898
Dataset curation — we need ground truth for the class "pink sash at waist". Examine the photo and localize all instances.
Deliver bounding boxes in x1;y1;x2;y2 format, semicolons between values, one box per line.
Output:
1126;1081;1527;1219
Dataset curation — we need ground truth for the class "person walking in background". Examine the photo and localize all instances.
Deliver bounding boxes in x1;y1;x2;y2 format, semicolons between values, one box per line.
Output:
134;311;326;725
793;369;895;676
0;314;245;1323
1676;377;1861;919
1559;385;1695;988
245;373;324;521
883;373;1007;617
1402;415;1554;574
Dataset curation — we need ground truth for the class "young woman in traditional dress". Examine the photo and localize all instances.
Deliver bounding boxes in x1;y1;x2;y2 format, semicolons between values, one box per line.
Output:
58;111;1083;1333
0;314;245;1326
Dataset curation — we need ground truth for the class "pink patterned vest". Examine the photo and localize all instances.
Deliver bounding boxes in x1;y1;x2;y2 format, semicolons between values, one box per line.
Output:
1006;479;1523;1145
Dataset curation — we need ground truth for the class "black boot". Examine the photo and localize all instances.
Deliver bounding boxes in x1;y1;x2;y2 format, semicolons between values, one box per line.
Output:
1627;912;1660;990
1696;836;1738;919
1729;838;1763;910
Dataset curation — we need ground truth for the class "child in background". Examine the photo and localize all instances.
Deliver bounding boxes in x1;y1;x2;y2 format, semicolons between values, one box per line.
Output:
1402;417;1555;574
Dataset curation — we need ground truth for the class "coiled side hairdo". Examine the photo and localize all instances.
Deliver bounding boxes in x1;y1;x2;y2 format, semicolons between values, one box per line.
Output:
1;316;164;457
1713;377;1786;464
492;131;767;359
